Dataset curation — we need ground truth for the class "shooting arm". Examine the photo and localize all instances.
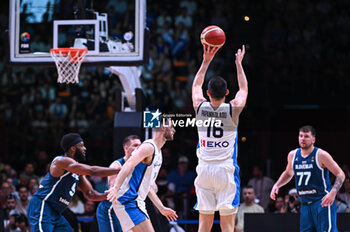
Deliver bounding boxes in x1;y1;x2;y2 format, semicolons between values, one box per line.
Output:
192;60;210;109
192;46;220;110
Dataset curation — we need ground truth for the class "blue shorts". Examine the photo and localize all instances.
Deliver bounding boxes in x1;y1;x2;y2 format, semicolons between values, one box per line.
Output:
113;200;148;232
27;196;73;232
300;199;338;232
96;200;122;232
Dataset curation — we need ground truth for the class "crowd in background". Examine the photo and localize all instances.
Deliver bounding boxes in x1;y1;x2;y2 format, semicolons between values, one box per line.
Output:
0;0;350;231
0;0;349;166
1;159;350;231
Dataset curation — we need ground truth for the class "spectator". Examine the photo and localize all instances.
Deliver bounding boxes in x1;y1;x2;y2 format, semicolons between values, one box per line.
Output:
77;201;96;232
30;111;48;134
284;188;300;214
170;23;189;57
17;175;29;189
0;182;11;208
247;166;275;210
69;195;85;215
87;176;106;194
168;156;196;194
30;92;48;120
156;8;172;29
156;168;169;198
2;165;16;179
1;195;21;230
20;163;40;184
336;196;348;213
338;177;350;209
4;179;18;201
27;178;38;199
170;81;187;110
179;0;197;16
5;212;29;232
236;186;264;232
167;156;196;219
48;97;68;119
15;186;29;216
39;83;55;102
161;21;175;46
174;7;192;28
156;168;175;210
273;195;287;213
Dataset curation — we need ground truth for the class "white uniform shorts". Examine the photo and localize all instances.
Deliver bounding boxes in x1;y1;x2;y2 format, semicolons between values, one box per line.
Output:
113;199;149;232
194;158;240;215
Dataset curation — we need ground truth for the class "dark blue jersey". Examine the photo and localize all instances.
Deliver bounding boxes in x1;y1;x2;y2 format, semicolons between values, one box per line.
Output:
293;147;332;204
33;156;80;213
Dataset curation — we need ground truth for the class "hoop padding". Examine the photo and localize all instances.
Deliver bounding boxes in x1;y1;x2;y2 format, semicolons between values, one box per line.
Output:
50;48;88;84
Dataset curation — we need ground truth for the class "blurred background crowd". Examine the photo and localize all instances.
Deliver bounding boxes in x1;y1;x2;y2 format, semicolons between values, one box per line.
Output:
0;0;350;231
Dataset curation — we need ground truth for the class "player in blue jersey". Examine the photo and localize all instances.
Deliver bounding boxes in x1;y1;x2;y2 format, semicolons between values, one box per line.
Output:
270;125;345;232
107;119;178;232
96;135;141;232
27;133;120;232
192;44;248;232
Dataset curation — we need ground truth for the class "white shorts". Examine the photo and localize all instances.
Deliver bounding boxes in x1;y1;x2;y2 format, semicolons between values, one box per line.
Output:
113;200;149;232
194;158;240;215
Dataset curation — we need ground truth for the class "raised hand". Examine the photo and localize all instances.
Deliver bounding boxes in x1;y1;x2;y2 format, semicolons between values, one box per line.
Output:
235;45;245;65
203;45;221;63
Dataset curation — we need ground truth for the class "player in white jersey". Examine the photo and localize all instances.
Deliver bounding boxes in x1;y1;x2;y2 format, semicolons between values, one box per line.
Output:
192;45;248;232
96;135;142;232
107;119;178;232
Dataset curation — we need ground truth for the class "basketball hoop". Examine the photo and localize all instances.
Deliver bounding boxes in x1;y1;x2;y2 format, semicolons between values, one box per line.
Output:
50;48;88;84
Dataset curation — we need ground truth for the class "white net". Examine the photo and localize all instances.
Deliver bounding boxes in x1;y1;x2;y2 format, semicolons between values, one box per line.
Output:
50;48;87;84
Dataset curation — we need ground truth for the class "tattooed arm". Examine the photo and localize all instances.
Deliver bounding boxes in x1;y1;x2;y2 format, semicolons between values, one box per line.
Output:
333;175;344;192
318;149;345;207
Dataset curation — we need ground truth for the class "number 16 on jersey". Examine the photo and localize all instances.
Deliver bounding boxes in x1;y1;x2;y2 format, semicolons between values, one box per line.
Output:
207;123;224;138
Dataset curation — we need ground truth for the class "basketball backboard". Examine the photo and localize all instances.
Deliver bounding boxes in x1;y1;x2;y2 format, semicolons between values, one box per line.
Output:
8;0;148;66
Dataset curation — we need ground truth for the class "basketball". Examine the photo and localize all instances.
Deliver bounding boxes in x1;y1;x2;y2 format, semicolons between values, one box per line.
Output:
200;25;226;47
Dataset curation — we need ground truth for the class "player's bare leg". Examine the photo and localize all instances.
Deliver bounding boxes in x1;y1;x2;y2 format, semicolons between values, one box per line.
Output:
131;219;154;232
220;214;236;232
198;213;214;232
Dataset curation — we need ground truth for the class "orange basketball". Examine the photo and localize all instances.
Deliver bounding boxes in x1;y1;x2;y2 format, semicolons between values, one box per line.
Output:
200;25;226;47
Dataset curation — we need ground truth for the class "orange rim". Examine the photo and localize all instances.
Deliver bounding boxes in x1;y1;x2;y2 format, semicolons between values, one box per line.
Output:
50;48;88;57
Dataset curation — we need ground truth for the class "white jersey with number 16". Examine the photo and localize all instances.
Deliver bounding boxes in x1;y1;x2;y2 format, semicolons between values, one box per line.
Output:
196;101;238;162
